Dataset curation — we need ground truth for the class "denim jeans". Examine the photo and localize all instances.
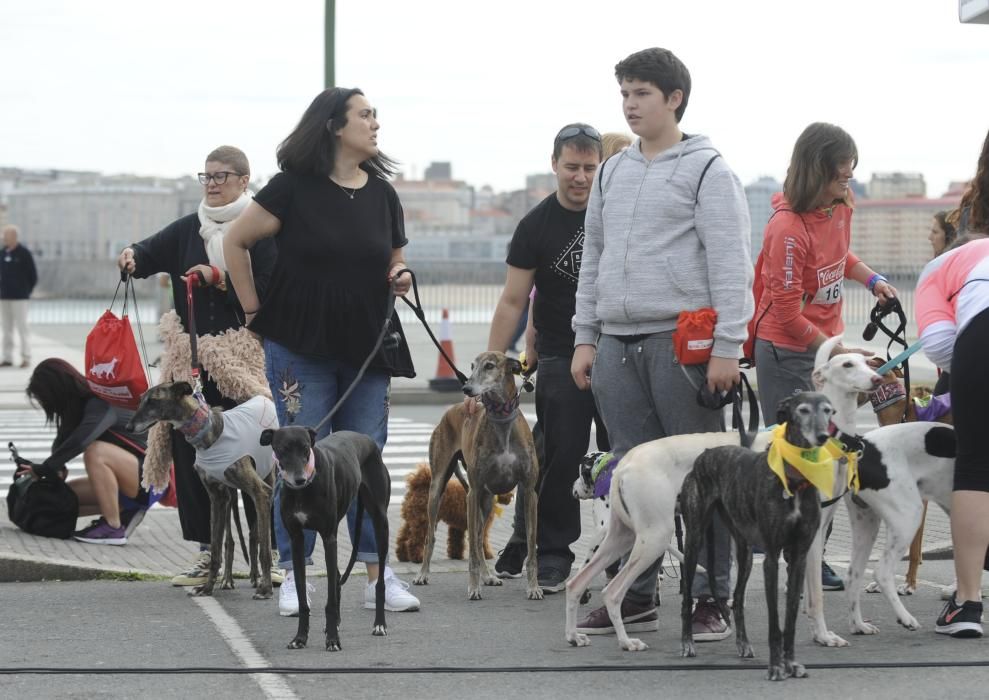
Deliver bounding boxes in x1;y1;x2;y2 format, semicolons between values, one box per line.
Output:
264;338;390;569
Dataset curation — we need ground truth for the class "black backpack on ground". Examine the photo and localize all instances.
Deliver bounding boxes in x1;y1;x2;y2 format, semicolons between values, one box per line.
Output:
6;469;79;539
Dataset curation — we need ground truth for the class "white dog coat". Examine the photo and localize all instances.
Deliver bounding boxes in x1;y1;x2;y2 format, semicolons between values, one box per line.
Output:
194;395;279;487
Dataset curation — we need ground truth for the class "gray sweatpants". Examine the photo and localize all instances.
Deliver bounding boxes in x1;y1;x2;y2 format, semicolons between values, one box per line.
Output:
753;339;816;426
592;331;732;604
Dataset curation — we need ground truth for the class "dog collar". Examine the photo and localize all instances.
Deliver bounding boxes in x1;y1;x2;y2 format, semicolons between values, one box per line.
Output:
591;452;619;499
275;448;316;490
868;381;906;412
177;393;212;449
826;423;863;495
480;391;520;422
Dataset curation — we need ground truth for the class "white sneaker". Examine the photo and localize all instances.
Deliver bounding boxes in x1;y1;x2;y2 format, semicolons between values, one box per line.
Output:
279;569;315;617
365;567;420;612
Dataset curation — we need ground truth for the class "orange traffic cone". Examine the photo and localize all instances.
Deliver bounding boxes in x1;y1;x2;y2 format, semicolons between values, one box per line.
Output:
429;308;462;392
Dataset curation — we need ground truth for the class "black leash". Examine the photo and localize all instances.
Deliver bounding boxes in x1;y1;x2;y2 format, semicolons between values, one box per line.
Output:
395;268;469;385
862;297;911;405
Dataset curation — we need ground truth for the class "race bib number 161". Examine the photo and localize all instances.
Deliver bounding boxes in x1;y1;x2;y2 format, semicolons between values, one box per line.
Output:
811;261;845;305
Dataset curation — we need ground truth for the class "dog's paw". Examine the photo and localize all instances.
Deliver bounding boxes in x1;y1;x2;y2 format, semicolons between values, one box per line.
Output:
252;588;273;600
566;633;591;647
680;641;696;658
896;582;916;596
813;629;849;647
850;620;880;635
767;664;789;682
483;575;503;587
413;574;429;586
220;579;235;590
620;637;649;652
786;661;808;679
467;588;483;601
527;587;545;601
372;624;387;637
287;638;308;650
189;585;214;597
737;640;755;658
325;636;342;652
864;580;881;594
898;614;920;631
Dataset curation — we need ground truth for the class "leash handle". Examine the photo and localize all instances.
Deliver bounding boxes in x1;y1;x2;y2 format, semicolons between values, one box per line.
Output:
185;275;202;388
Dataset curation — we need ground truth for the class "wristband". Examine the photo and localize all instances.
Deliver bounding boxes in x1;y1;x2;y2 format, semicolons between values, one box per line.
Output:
209;265;222;286
867;273;887;294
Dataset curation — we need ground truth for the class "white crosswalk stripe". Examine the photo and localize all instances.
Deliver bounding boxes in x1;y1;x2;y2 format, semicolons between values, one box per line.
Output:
0;410;434;501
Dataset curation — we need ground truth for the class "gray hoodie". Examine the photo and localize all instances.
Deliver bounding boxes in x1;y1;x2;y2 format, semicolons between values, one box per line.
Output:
573;134;754;359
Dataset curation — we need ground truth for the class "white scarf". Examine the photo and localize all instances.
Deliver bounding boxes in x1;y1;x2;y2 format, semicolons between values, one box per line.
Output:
198;192;252;271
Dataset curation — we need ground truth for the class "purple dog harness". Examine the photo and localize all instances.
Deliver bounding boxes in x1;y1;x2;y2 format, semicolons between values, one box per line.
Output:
591;452;620;499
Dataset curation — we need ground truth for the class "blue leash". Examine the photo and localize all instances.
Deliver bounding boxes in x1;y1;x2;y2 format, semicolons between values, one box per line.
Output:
875;341;923;376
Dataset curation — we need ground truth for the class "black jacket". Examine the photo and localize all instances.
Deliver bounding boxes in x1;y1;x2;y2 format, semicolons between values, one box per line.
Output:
0;244;38;300
131;213;276;335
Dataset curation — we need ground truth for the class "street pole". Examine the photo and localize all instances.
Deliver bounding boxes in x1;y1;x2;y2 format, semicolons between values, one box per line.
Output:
325;0;335;88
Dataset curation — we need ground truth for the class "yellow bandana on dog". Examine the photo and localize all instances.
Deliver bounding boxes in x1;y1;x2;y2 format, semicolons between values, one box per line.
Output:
767;423;848;499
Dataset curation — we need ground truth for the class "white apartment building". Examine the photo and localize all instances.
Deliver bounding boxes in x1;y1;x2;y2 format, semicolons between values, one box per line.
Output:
867;172;926;200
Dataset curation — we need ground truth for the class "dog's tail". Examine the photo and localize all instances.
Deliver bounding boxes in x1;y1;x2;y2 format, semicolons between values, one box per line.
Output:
339;495;364;587
231;496;249;565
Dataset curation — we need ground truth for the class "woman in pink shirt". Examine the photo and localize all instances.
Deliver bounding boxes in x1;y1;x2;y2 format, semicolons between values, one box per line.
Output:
915;129;989;638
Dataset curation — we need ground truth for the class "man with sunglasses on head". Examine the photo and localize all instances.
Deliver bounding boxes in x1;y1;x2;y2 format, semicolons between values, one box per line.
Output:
474;123;609;593
571;48;753;640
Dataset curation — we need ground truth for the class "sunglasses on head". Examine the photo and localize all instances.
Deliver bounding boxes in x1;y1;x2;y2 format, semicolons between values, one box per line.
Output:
555;126;602;143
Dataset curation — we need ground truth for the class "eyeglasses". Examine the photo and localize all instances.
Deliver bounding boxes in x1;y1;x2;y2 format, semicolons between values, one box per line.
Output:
555;126;602;143
198;171;242;185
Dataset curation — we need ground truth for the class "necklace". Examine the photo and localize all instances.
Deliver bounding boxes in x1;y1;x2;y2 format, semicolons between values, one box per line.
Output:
334;181;357;199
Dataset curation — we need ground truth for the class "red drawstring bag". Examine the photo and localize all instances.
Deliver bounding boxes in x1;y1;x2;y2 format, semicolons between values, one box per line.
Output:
673;307;718;366
85;276;149;410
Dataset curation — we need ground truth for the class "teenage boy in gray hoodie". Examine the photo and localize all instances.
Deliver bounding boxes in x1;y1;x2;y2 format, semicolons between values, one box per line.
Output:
571;47;754;640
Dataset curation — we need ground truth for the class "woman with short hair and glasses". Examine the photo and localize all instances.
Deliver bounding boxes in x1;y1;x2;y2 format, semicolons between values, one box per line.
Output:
117;145;277;586
224;87;421;617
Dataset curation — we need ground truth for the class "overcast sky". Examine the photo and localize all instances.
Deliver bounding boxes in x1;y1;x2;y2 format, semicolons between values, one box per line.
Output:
2;0;986;196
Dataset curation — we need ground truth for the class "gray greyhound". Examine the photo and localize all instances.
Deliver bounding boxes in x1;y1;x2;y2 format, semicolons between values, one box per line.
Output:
679;391;834;681
413;351;542;601
259;426;391;651
127;381;277;599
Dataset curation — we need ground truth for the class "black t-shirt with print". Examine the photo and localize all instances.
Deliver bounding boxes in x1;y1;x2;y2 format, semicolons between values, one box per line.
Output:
506;193;587;357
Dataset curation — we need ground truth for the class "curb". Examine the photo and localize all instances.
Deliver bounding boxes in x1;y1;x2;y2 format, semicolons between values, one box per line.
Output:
0;551;163;583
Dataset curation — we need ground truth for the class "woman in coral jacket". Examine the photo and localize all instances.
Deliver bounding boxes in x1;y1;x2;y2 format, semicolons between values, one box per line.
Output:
752;123;897;590
753;123;896;417
916;130;989;638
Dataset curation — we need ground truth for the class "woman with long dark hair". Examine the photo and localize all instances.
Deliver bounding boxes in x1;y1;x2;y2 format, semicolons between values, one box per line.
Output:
24;358;152;544
752;122;897;590
225;87;420;616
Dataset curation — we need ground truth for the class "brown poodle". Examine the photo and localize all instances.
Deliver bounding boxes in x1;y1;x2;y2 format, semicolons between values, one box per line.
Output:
395;463;513;562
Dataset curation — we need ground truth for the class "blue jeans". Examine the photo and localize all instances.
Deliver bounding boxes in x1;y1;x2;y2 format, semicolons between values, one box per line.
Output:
264;338;390;569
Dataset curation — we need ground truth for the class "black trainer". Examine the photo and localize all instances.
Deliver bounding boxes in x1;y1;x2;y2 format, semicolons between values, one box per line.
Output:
936;595;984;638
494;542;526;579
821;561;845;591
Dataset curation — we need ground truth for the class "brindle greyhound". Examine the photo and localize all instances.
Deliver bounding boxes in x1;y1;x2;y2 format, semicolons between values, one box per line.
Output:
413;351;542;601
259;426;391;652
127;381;276;599
679;392;835;682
